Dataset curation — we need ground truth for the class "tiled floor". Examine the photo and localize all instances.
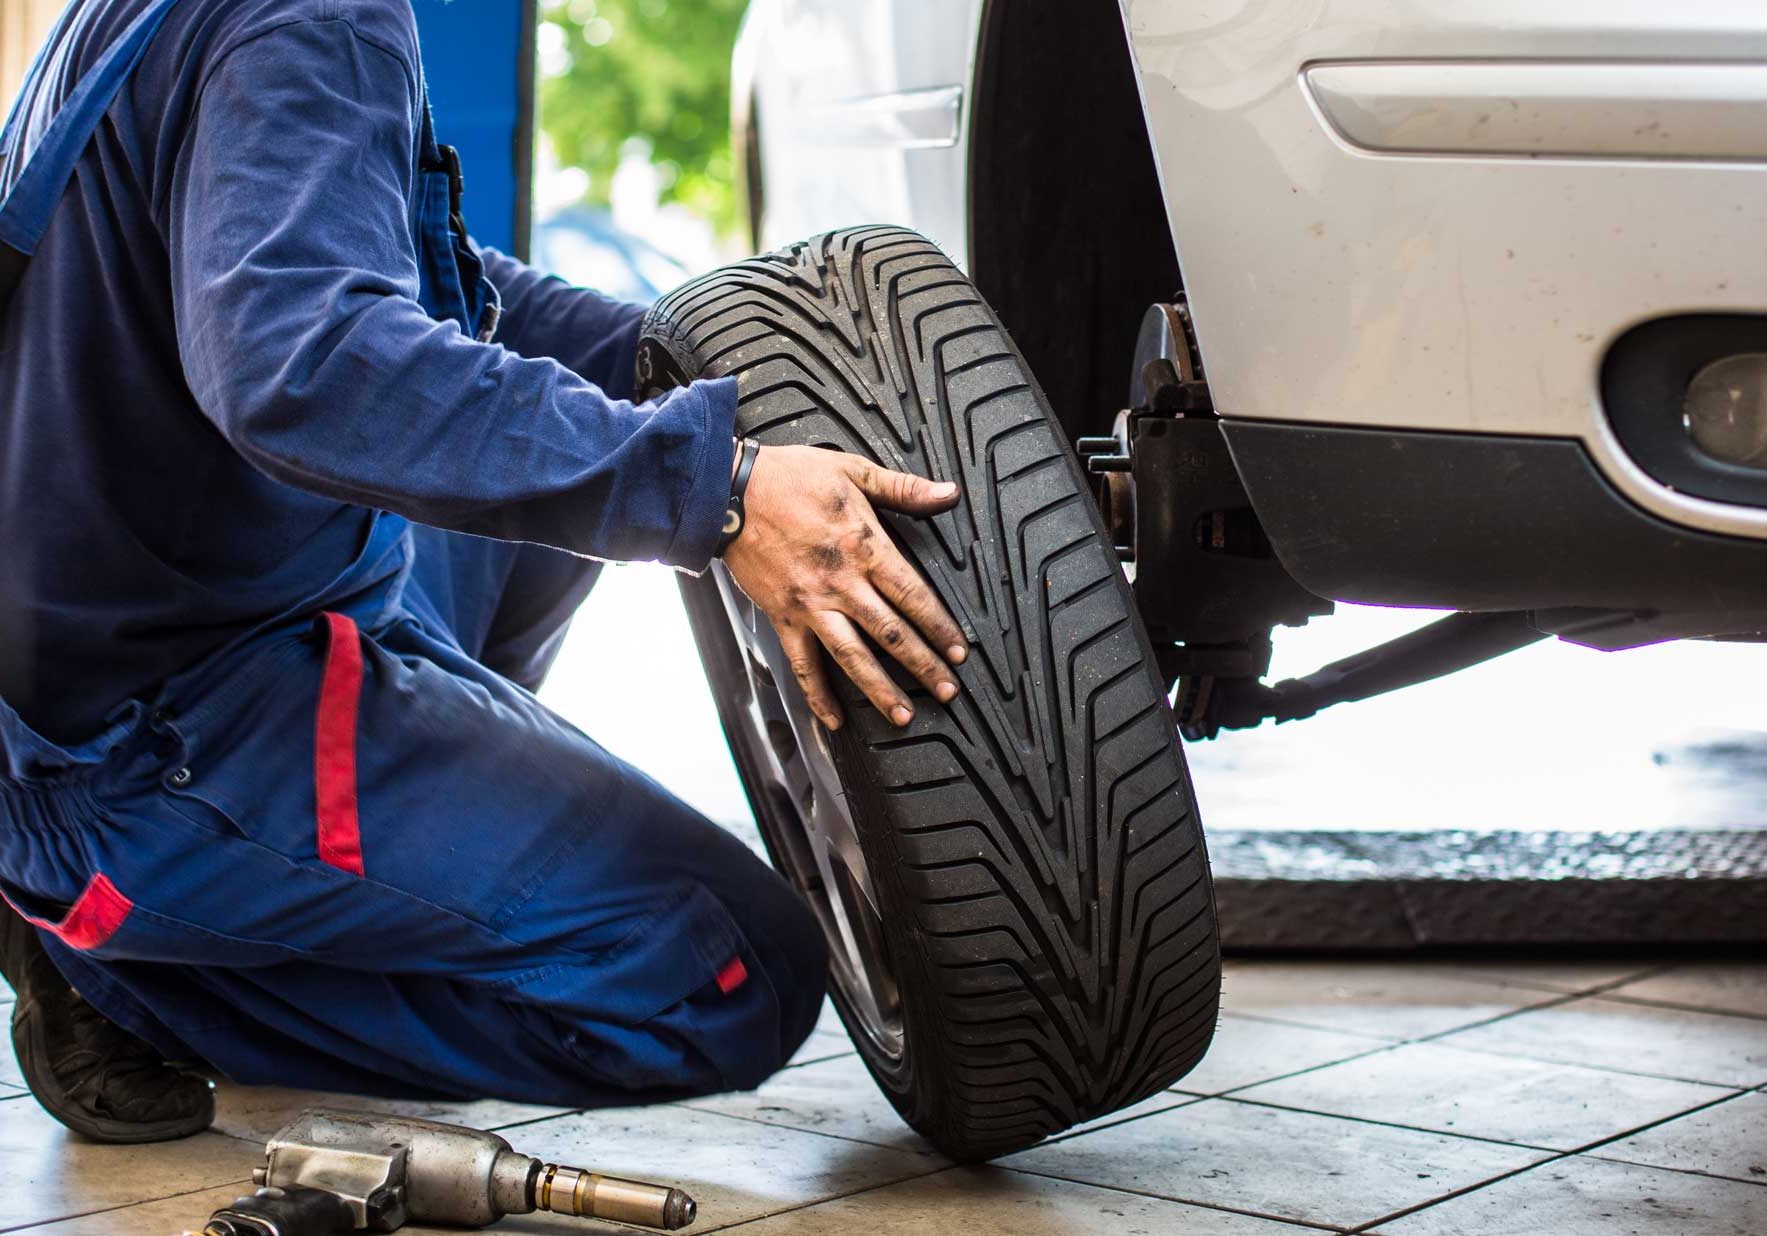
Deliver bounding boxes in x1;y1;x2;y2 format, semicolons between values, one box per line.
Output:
2;960;1762;1234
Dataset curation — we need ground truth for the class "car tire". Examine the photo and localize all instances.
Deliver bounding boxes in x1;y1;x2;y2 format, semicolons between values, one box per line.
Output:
640;226;1220;1161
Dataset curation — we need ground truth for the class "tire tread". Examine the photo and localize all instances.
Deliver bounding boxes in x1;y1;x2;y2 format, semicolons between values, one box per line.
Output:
646;227;1218;1159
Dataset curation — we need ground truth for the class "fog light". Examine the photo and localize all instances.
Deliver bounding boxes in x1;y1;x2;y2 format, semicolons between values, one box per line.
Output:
1683;352;1767;469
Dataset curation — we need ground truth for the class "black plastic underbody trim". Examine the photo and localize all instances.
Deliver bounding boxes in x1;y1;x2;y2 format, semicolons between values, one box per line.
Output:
1222;420;1767;618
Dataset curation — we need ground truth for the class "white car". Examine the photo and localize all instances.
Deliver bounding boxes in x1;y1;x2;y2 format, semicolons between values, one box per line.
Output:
737;1;1767;671
639;0;1767;1160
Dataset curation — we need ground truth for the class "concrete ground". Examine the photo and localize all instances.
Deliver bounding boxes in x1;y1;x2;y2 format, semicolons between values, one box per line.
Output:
1;958;1763;1233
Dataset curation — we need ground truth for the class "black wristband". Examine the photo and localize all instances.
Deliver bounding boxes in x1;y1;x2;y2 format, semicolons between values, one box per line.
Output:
717;437;761;555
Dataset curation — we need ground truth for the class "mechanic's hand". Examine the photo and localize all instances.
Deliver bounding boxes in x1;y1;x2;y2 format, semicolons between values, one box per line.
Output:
722;445;967;730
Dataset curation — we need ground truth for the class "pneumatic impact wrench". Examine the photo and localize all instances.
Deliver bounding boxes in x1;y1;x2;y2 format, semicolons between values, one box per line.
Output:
187;1109;698;1234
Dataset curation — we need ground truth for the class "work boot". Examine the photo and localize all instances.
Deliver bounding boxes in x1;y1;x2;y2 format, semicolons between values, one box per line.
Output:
0;901;213;1143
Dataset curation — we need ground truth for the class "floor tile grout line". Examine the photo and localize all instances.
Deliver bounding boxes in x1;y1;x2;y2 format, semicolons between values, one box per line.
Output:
1210;988;1703;1096
1032;1092;1206;1146
1222;985;1585;1051
1205;1081;1754;1160
1342;1150;1571;1235
998;1161;1352;1233
1037;1037;1414;1147
1435;962;1670;999
1218;1010;1410;1043
1343;1083;1767;1234
1181;1040;1412;1103
1379;977;1767;1086
1577;962;1683;996
452;1110;604;1138
1222;959;1672;1004
1404;1031;1767;1090
212;1126;264;1146
479;1105;593;1135
1594;991;1767;1024
1228;966;1717;1060
1582;1152;1767;1190
778;1047;856;1070
1549;1085;1761;1161
0;1176;256;1234
1401;990;1585;1048
210;1103;594;1147
667;1098;947;1158
1199;1092;1571;1153
647;1097;947;1159
1583;1152;1767;1195
1299;1025;1759;1091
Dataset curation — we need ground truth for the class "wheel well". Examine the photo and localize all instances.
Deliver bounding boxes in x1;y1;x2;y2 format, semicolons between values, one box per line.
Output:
967;0;1182;442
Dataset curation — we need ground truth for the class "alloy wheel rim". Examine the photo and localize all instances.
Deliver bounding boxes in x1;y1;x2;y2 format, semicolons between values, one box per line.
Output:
708;564;906;1061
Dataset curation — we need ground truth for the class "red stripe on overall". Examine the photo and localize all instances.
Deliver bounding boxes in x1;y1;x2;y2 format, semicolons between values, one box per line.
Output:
2;873;133;950
315;612;366;876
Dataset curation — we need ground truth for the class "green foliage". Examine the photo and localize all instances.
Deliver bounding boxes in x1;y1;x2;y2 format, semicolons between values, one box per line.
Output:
538;0;747;235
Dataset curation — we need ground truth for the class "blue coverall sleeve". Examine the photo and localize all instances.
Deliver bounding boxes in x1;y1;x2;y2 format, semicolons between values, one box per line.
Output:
476;247;648;401
165;17;736;570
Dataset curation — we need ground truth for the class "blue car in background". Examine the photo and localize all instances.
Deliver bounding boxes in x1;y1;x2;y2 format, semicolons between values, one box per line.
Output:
530;207;689;305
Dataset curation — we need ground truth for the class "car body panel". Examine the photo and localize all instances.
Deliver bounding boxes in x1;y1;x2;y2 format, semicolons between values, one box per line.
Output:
740;0;1767;548
737;0;982;263
1121;0;1767;540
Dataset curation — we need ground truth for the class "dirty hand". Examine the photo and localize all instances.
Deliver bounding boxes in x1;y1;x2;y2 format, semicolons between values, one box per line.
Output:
721;445;967;730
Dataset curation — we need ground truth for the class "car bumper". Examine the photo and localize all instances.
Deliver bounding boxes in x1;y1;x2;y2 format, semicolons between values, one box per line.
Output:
1124;0;1767;541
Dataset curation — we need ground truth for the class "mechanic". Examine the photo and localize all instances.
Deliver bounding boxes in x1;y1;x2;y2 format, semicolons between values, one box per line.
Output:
0;0;968;1143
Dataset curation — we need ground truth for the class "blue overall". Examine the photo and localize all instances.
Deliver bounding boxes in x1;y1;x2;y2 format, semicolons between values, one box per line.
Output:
0;0;825;1105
